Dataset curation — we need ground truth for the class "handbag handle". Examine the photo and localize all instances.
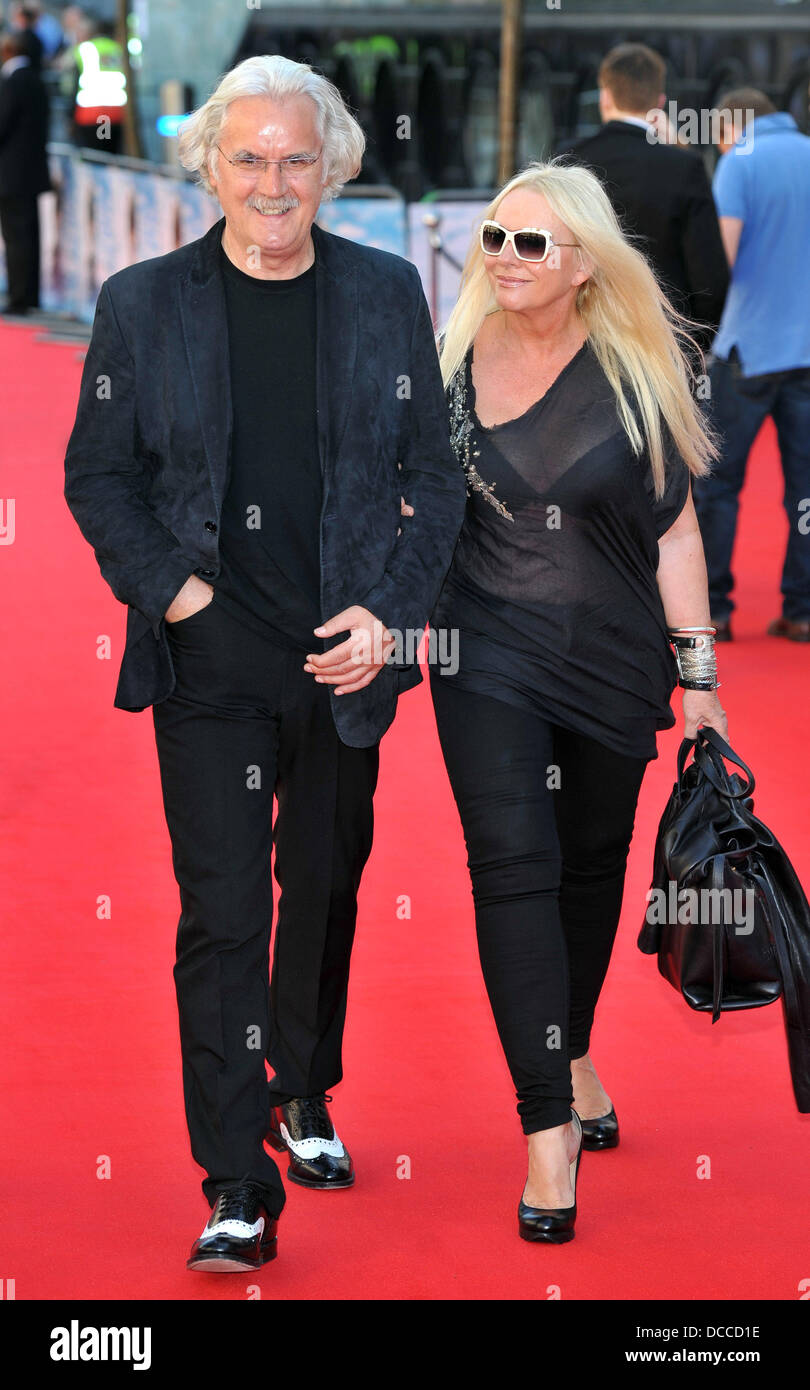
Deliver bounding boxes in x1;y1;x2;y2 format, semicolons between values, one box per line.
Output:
693;726;755;799
676;736;697;787
675;733;717;790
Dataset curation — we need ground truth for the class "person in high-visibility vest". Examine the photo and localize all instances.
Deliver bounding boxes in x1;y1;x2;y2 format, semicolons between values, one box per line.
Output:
67;20;127;154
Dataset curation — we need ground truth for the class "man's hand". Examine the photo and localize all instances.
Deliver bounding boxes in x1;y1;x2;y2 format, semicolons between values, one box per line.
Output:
304;606;397;696
303;498;413;692
165;574;214;623
398;495;414;536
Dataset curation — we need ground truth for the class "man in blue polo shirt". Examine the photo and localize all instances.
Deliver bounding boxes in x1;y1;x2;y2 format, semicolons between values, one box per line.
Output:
694;88;810;641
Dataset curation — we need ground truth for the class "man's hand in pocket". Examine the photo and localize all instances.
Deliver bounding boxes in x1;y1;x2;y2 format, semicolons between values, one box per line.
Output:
165;574;215;623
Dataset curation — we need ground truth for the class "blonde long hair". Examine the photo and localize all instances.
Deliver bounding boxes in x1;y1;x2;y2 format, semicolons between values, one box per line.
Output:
439;159;717;496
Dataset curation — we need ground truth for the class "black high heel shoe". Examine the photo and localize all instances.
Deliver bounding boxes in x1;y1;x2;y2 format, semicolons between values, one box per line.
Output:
518;1109;583;1244
580;1106;619;1151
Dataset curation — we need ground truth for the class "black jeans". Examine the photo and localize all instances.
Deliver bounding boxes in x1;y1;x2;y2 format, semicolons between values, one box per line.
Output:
693;353;810;623
430;673;649;1135
152;594;379;1217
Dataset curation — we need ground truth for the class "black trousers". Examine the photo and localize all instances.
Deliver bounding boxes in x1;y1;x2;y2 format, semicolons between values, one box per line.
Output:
429;673;649;1135
152;595;379;1217
693;353;810;623
0;194;40;311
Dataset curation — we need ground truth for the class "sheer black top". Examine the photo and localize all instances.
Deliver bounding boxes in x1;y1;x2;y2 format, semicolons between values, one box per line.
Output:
429;338;691;761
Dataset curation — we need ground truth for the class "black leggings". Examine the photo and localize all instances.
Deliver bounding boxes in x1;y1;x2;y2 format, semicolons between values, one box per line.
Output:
429;674;649;1135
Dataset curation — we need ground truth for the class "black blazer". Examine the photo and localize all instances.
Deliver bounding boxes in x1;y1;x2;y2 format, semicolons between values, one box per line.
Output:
64;217;467;748
568;121;728;350
0;62;50;198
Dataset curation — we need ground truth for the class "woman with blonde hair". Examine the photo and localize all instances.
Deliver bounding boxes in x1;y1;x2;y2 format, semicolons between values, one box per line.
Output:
429;158;728;1242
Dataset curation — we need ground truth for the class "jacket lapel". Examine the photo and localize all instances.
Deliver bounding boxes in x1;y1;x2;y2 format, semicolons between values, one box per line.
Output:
178;216;232;512
312;220;358;482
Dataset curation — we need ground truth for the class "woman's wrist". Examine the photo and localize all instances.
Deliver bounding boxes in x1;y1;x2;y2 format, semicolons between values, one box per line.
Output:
667;626;720;690
681;685;728;741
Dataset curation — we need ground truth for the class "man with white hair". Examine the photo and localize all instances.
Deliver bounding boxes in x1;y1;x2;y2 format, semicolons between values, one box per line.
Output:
64;55;466;1272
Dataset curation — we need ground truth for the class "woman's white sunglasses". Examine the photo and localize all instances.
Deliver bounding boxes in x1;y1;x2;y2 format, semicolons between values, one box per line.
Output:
480;220;580;263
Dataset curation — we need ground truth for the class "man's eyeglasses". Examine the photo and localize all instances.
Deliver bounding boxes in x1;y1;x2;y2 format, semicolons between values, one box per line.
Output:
216;146;323;178
480;220;580;263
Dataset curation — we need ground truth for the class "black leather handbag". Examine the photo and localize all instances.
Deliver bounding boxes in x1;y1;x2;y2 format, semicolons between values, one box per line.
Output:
637;725;810;1111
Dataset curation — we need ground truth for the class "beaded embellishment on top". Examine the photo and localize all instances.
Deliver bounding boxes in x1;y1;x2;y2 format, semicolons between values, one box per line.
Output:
447;355;515;523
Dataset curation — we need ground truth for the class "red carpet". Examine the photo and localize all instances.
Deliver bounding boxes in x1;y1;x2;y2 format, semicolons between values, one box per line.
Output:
2;319;809;1301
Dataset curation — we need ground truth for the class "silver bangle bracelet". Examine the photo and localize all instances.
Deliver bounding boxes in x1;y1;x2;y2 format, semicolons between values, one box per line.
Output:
668;631;719;690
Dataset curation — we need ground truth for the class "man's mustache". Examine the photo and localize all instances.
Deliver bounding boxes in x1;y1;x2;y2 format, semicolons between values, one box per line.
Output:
246;193;301;215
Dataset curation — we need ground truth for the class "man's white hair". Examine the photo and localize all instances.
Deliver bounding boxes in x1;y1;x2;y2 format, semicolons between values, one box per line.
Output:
177;54;365;201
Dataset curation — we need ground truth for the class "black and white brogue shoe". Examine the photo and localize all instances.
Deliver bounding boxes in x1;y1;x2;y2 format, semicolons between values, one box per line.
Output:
266;1094;354;1189
187;1183;278;1272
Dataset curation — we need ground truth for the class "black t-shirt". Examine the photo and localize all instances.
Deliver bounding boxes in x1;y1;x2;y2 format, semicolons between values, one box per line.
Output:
430;339;691;761
214;240;322;649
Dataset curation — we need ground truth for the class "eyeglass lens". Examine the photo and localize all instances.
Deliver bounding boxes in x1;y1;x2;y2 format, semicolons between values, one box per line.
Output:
481;224;549;261
224;150;319;176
